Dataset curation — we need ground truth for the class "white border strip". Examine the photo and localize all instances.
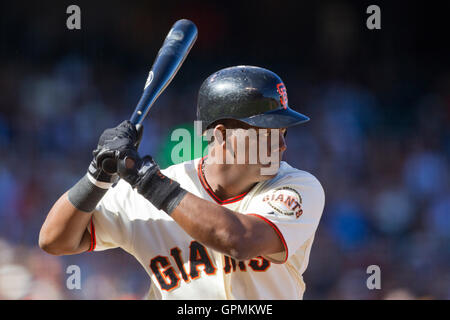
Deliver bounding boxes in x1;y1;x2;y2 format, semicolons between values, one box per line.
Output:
86;173;113;189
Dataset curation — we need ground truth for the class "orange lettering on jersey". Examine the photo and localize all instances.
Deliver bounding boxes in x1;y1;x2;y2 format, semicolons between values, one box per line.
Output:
249;256;271;272
284;196;295;208
276;83;288;109
170;247;190;283
263;187;304;219
149;243;218;292
189;241;217;280
150;255;180;292
224;256;270;274
292;202;303;218
223;256;247;274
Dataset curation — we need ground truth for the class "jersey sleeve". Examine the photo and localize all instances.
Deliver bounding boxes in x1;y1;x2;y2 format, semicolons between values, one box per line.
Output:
244;172;325;263
86;180;136;252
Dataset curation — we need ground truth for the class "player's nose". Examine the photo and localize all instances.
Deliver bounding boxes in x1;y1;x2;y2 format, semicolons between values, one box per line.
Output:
271;129;287;153
276;129;287;152
279;130;287;152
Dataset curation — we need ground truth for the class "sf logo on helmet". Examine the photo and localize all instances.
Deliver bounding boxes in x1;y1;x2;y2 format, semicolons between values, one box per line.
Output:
277;83;288;109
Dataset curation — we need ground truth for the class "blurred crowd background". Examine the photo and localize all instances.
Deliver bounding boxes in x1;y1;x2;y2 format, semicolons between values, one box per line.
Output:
0;1;448;299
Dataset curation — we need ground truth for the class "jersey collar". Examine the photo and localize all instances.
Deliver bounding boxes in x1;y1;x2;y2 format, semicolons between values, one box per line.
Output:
197;156;250;205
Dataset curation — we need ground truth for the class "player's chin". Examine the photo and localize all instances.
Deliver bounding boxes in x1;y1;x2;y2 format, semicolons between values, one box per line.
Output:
255;161;281;180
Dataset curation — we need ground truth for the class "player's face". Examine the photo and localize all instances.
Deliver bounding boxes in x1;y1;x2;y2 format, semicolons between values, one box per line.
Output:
227;124;287;178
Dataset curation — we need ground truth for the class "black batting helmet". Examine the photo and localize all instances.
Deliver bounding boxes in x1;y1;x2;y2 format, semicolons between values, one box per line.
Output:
197;65;309;131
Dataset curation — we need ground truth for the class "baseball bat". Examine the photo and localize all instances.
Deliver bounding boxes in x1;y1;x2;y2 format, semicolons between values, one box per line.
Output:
130;19;198;125
101;19;198;173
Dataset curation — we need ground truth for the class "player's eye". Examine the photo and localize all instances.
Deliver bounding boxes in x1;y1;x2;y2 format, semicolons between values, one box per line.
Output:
258;129;286;137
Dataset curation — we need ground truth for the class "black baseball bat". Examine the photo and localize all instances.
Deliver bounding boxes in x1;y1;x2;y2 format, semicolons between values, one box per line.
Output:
130;19;198;125
101;19;198;173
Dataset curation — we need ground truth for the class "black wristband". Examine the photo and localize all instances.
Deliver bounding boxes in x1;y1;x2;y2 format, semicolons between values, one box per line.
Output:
67;174;109;213
160;186;188;215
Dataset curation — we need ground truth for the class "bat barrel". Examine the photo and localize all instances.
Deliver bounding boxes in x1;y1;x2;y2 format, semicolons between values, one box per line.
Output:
130;19;198;125
101;19;197;174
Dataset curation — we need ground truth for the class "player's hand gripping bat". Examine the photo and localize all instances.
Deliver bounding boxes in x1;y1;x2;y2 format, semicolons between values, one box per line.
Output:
101;19;198;174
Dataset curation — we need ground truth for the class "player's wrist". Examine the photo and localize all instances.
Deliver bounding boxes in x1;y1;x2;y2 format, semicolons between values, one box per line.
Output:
68;174;110;213
120;155;187;214
138;172;187;214
86;170;115;189
159;185;187;214
136;160;187;214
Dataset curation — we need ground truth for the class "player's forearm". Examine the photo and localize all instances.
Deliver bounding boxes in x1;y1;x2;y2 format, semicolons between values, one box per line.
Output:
39;192;92;255
116;155;281;260
40;173;110;255
40;121;138;255
170;193;264;260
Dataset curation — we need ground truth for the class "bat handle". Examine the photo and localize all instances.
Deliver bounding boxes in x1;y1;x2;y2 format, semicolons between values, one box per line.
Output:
101;158;118;175
100;153;139;176
100;123;143;175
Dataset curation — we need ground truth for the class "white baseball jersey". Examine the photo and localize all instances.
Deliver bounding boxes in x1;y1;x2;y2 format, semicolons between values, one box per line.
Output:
87;157;325;300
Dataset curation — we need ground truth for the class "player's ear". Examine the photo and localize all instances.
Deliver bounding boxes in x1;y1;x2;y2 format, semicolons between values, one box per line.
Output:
213;124;227;146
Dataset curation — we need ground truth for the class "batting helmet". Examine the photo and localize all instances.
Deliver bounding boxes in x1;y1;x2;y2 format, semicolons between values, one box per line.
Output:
197;65;309;131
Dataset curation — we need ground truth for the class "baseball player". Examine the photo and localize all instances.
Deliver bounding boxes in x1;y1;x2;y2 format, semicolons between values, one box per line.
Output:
39;66;325;299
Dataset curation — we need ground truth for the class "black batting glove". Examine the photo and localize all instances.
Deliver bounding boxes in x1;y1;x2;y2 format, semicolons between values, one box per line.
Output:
88;120;143;186
68;120;143;212
117;154;187;214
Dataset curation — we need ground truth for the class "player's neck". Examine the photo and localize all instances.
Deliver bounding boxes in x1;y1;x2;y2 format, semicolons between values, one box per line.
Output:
202;161;258;201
